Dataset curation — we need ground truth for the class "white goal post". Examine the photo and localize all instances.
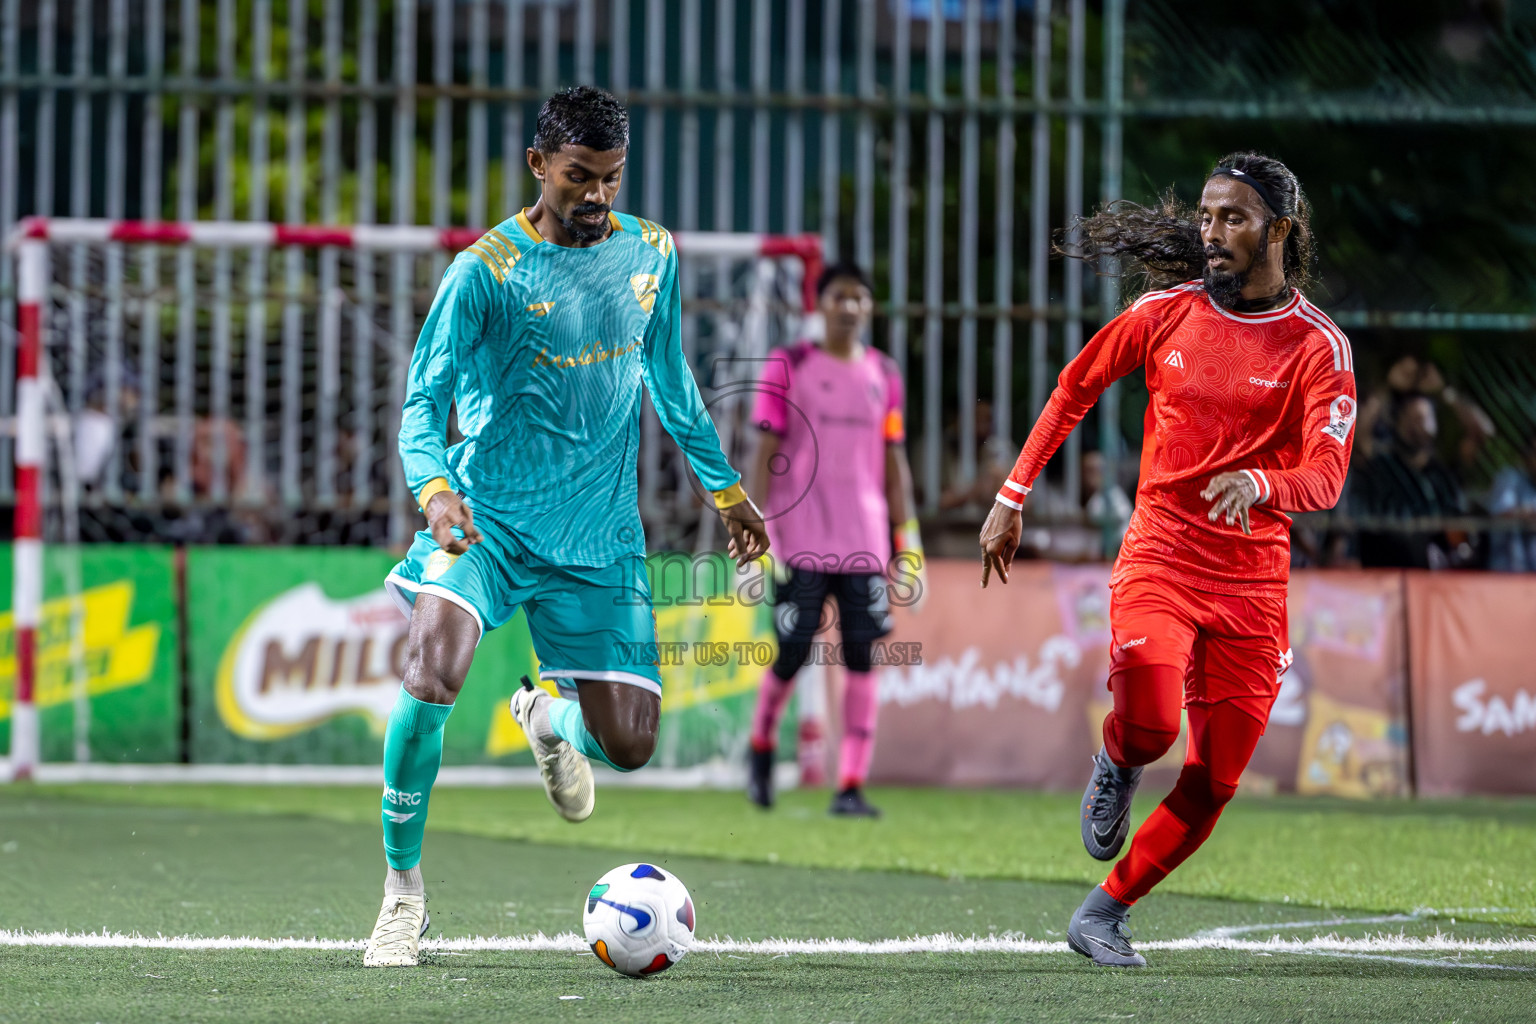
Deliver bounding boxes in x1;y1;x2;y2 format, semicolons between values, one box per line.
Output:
3;216;824;780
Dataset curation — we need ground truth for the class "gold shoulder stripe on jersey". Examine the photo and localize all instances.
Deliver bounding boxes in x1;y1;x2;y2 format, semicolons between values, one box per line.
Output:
467;246;505;283
483;229;522;267
637;218;671;256
608;212;624;232
470;242;510;277
526;301;555;317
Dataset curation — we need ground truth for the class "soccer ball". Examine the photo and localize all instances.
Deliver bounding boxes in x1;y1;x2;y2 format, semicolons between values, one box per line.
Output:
582;862;695;977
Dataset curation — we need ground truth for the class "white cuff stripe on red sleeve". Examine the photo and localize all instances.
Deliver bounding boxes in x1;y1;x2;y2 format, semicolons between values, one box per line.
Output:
1240;469;1270;505
995;492;1025;511
1002;478;1031;496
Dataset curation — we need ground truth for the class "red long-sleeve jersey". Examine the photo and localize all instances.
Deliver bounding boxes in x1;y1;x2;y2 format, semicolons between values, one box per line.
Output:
998;282;1356;598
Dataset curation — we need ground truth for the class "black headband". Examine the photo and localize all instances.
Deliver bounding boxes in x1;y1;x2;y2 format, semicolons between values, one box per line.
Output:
1207;167;1288;218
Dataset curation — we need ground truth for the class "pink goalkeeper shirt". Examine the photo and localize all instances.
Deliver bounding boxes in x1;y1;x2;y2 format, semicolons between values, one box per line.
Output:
751;341;905;571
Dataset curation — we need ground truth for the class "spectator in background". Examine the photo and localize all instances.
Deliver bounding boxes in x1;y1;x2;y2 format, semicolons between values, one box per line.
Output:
1358;354;1494;471
1352;394;1475;568
938;400;1015;513
1082;449;1134;560
75;364;140;494
1487;434;1536;572
1009;448;1133;563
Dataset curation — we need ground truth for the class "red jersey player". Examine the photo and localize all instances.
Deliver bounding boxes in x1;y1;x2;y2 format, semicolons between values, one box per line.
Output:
979;152;1355;967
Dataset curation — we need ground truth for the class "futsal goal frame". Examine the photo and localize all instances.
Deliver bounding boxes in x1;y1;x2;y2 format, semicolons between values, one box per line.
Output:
5;216;823;781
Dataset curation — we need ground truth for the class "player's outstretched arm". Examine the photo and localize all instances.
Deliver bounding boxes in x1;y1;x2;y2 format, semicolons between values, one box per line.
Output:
640;239;758;549
1223;347;1357;517
979;499;1023;588
400;257;494;508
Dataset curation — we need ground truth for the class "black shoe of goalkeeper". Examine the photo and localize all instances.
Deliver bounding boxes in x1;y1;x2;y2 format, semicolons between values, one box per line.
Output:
1081;747;1142;861
829;787;881;818
747;748;775;808
1066;886;1146;967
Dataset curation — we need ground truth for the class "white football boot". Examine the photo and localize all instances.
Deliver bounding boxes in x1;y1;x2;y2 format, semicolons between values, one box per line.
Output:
511;677;595;823
362;893;430;967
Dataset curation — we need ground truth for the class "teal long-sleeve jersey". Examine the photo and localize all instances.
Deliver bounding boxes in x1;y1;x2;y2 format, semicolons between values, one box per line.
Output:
398;209;741;567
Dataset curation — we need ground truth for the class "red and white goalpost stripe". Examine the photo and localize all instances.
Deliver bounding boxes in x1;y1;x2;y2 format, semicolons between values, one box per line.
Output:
11;236;45;779
12;217;824;311
4;218;821;776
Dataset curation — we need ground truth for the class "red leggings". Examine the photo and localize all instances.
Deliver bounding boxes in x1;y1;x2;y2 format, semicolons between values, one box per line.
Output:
1099;664;1267;905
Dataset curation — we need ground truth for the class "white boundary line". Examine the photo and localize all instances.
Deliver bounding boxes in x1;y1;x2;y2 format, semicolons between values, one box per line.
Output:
3;929;1534;960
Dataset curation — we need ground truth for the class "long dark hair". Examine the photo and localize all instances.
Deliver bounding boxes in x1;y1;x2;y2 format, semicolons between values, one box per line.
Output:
1058;151;1315;297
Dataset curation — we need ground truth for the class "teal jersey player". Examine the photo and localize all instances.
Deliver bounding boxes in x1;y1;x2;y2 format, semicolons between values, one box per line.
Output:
393;206;738;569
364;86;771;970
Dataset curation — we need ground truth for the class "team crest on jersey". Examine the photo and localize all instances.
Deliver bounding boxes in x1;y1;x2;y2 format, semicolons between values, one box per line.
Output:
423;549;460;582
1321;395;1356;445
631;274;660;313
1162;349;1186;370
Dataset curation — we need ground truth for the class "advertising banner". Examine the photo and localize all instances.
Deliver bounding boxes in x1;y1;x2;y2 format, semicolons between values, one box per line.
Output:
186;548;774;767
871;562;1105;789
1407;573;1536;796
0;545;180;762
1261;572;1410;798
870;562;1410;796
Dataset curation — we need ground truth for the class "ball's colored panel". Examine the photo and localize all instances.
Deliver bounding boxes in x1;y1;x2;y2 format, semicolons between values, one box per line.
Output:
676;897;695;932
630;864;668;881
638;953;673;975
586;882;610;914
591;939;616;969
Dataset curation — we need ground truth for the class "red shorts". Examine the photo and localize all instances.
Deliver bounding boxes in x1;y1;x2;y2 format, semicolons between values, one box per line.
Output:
1108;572;1290;724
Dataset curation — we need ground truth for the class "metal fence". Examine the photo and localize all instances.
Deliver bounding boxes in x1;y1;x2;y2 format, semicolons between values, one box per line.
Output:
2;0;1533;555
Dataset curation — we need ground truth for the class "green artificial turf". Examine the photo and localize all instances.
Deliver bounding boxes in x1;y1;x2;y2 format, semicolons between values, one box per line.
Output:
39;782;1536;927
1;787;1533;1023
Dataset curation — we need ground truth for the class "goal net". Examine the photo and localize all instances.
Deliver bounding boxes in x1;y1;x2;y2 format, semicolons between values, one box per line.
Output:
3;217;821;776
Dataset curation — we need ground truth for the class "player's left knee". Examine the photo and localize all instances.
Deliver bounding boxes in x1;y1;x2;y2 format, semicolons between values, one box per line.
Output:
599;728;657;772
1173;766;1240;815
1203;777;1239;810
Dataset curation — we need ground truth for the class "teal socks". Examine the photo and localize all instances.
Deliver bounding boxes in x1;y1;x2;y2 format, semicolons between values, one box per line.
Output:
381;688;455;870
547;695;636;773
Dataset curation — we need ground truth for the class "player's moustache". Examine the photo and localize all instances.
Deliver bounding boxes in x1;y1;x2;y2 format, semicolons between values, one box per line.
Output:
572;202;611;218
1204;245;1234;261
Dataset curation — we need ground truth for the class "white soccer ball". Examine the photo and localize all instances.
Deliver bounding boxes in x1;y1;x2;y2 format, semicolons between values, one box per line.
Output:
582;862;695;977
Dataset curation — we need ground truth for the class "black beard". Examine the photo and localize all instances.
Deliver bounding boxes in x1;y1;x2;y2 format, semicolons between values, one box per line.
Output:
562;203;612;243
1202;265;1247;310
1202;236;1282;311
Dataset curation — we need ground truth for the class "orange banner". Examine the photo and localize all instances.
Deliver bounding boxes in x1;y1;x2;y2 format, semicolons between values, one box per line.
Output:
869;561;1410;796
1407;573;1536;797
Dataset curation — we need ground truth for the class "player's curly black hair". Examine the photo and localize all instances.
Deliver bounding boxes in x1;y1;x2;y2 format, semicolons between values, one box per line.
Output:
532;86;630;154
1058;151;1315;296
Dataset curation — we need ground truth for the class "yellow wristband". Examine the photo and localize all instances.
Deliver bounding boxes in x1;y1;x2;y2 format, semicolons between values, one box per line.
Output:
418;477;453;511
712;481;749;509
895;517;924;554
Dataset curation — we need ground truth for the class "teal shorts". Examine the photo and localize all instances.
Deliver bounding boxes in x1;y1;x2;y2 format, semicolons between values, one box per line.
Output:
384;511;662;696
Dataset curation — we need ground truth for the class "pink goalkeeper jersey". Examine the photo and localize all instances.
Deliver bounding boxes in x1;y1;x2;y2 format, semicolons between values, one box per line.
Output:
752;342;905;571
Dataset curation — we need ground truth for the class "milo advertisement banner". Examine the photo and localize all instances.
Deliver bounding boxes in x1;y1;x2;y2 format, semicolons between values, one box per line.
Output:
186;548;774;767
0;545;180;762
